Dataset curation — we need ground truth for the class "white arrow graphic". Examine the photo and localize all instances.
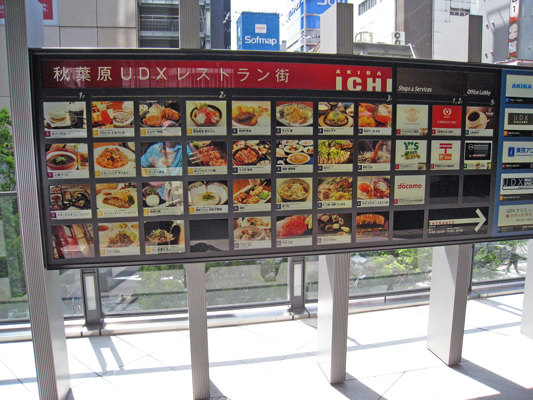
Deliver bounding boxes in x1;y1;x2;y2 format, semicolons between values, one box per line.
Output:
429;208;487;232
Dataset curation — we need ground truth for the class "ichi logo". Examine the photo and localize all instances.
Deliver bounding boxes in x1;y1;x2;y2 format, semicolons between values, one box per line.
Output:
508;147;515;157
442;107;452;117
335;70;392;92
439;142;453;160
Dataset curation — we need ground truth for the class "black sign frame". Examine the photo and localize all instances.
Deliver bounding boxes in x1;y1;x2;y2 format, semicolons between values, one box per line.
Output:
29;48;533;269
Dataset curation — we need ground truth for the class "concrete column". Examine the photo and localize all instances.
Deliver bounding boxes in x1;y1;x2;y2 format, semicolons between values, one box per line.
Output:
186;263;210;400
4;1;71;399
317;253;350;383
521;240;533;339
427;244;472;365
179;0;200;49
319;2;354;54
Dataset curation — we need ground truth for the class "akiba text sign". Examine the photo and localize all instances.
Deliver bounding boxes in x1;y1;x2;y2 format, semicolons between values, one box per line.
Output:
29;49;533;269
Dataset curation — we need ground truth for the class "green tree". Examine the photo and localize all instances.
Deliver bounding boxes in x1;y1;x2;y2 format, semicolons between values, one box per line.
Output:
0;108;15;191
0;109;24;296
473;240;527;280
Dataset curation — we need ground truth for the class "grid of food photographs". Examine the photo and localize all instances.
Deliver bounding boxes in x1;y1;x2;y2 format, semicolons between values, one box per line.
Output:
39;84;498;265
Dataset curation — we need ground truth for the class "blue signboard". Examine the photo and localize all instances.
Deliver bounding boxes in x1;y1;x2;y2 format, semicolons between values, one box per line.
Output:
494;69;533;236
305;0;347;14
237;12;280;51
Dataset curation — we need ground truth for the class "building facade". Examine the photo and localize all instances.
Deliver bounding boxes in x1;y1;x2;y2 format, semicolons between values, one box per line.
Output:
284;0;348;52
0;0;230;111
354;0;510;62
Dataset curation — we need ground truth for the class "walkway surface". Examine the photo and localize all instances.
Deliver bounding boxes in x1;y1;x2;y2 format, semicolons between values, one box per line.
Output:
0;293;532;399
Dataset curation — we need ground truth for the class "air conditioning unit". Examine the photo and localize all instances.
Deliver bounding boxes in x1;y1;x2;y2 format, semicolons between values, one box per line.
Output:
392;31;405;45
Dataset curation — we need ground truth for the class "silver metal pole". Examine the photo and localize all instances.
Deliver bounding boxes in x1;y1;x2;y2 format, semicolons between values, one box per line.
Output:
521;240;533;338
289;256;306;312
179;1;209;398
427;244;471;365
316;3;353;385
186;263;210;400
317;253;350;383
4;1;71;399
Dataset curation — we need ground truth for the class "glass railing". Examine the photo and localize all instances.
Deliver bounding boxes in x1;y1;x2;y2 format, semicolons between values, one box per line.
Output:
305;248;432;301
0;189;528;324
472;240;528;283
0;192;28;321
99;258;289;315
205;258;289;308
0;192;83;322
99;265;188;315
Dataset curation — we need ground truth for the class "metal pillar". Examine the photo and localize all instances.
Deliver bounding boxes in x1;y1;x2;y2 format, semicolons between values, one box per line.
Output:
427;244;472;365
186;263;210;400
179;1;209;398
4;1;71;399
289;256;306;312
316;3;353;385
317;253;350;383
81;269;103;327
521;240;533;338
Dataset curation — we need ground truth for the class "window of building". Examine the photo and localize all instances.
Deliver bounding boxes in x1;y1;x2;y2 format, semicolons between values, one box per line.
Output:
358;0;377;16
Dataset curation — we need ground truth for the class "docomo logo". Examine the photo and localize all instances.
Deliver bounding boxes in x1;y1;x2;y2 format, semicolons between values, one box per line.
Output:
397;183;423;189
244;35;278;46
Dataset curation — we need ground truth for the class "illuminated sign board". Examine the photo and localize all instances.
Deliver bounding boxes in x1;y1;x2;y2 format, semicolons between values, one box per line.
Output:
29;50;533;269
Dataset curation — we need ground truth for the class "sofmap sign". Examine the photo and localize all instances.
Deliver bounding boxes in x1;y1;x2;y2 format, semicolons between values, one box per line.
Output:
237;12;280;51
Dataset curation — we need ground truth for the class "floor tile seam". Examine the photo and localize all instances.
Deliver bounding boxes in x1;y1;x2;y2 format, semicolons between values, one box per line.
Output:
293;337;318;353
114;332;189;351
378;371;405;400
98;353;181;379
68;353;117;378
70;372;114;388
104;334;156;358
153;353;192;372
238;324;302;347
350;364;446;381
0;359;32;389
463;323;518;336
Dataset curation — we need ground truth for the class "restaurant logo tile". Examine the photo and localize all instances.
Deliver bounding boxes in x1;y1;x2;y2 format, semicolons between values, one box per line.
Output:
432;105;462;136
439;142;453;160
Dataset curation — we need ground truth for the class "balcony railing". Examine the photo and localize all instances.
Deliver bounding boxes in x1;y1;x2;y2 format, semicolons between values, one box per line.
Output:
139;15;179;33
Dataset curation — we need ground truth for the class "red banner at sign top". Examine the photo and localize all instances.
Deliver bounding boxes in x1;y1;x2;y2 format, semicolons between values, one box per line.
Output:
41;59;393;93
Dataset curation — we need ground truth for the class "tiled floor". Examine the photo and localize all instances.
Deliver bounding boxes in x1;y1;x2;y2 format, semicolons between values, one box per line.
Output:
1;294;532;400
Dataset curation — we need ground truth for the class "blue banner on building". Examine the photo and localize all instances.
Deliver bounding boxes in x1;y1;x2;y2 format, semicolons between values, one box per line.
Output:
237;12;280;51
